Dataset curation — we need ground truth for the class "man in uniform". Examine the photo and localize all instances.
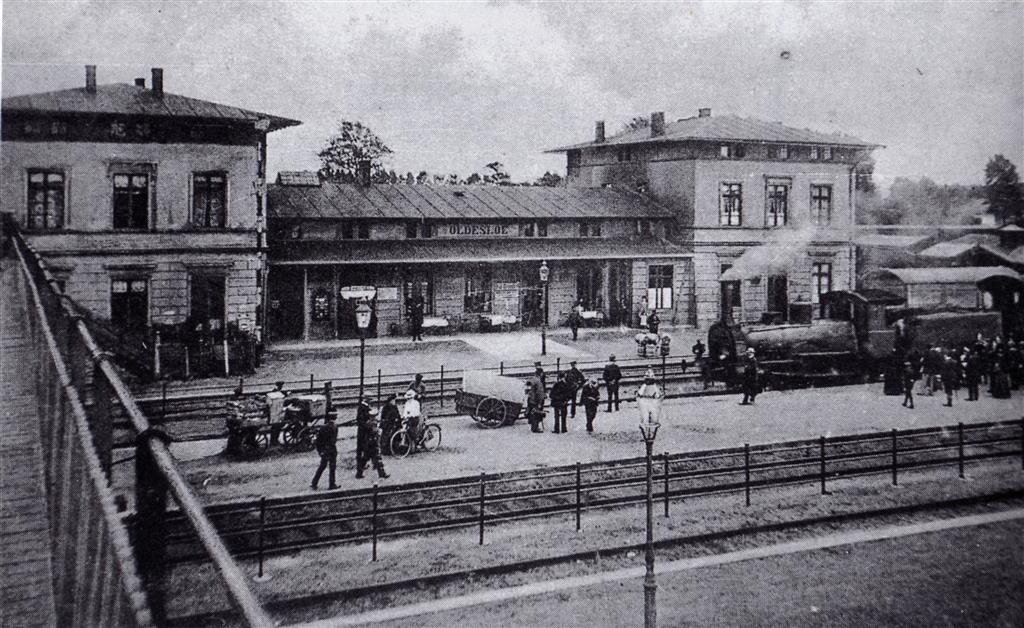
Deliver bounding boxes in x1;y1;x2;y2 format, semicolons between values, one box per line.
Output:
565;360;586;418
549;372;572;434
739;347;759;405
311;413;338;490
602;354;622;412
526;374;546;433
356;397;389;479
940;351;960;407
379;394;402;454
580;377;601;433
409;293;425;342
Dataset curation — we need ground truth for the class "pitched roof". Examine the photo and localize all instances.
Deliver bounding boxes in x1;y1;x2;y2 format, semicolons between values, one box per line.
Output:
276;171;321;187
269;237;689;265
1;83;301;132
864;266;1023;286
268;183;675;221
854;234;931;249
548;114;878;152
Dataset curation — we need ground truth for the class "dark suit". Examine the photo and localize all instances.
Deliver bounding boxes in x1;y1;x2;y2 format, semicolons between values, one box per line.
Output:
311;421;338;489
549;380;572;433
580;382;601;432
602;362;622;411
356;403;387;478
565;367;585;417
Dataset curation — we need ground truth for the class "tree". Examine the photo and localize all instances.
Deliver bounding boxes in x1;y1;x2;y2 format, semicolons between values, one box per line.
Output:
533;171;563;187
317;120;393;183
984;155;1024;225
464;172;483;185
620;116;649;133
482;161;511;185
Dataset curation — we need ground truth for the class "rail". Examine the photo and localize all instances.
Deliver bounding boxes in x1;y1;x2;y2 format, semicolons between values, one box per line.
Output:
5;216;272;627
162;418;1024;563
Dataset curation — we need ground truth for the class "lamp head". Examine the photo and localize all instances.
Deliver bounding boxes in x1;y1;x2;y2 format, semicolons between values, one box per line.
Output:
638;419;660;443
355;301;372;330
539;260;550;284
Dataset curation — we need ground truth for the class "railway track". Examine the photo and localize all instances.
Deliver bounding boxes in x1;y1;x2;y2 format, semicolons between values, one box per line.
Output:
161;419;1024;564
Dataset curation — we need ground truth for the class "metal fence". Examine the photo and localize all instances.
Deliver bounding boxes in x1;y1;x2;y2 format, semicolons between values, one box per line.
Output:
6;217;272;627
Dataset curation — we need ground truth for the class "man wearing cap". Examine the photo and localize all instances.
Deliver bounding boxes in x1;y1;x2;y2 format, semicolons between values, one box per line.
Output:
602;355;622;412
534;361;547;390
379;394;401;454
565;360;586;418
311;412;338;490
580;377;601;432
739;347;759;405
526;373;546;433
549;372;572;434
356;397;388;479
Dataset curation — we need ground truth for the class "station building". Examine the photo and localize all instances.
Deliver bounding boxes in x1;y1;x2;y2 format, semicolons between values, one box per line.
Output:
549;109;879;326
265;177;688;340
0;66;299;338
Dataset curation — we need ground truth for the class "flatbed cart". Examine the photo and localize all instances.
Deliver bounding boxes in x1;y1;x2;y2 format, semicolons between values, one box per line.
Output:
454;370;528;429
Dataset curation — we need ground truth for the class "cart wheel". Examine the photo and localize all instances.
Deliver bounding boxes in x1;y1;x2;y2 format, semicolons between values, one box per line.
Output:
254;431;270;449
420;424;442;451
475;397;506;428
391;431;412;458
295;426;316;452
281;422;303;447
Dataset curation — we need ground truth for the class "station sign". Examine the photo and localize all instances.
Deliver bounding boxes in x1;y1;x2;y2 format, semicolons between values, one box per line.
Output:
339;285;377;300
437;223;514;238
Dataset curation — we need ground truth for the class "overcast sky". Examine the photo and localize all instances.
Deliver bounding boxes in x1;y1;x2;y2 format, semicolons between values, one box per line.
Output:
3;1;1022;190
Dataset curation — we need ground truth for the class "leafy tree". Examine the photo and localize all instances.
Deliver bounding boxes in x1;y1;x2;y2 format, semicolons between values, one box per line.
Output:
483;161;511;185
620;116;649;133
534;171;563;187
317;120;393;183
464;172;483;185
984;155;1024;225
404;172;415;185
416;171;430;185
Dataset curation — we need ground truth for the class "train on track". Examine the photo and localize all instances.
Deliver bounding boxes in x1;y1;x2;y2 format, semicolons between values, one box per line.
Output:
707;289;1006;387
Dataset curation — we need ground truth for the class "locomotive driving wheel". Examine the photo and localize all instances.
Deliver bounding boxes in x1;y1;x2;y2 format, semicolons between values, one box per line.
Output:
474;397;507;428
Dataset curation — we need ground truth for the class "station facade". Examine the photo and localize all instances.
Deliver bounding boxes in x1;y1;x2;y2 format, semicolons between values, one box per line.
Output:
551;109;878;326
265;180;689;340
0;66;299;337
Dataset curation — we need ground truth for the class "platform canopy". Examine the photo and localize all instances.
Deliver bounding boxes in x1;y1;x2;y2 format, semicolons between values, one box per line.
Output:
862;266;1023;286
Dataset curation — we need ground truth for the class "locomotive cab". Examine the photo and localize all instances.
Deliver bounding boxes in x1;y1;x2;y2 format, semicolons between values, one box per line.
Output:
819;290;906;361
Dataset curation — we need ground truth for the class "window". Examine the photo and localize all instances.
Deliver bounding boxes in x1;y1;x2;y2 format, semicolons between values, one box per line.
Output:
719;145;731;158
567;150;581;169
521;222;535;237
636;220;652;236
822;146;833;161
537;221;548;237
404;272;435;316
192;172;227;228
616;148;633;162
113;173;149;229
720;264;741;322
812;262;833;304
647;265;673;309
464;266;492;313
811;185;833;225
405;221;418;239
766;181;789;227
26;169;65;230
770;145;789;160
520;221;548;237
810;146;820;160
357;222;370;239
719;183;742;226
110;278;148;331
337;222;354;240
720;144;745;159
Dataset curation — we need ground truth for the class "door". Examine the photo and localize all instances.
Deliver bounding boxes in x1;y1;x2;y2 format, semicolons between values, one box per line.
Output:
519;266;543;327
267;267;304;341
607;262;632;326
190;274;226;341
767;275;788;322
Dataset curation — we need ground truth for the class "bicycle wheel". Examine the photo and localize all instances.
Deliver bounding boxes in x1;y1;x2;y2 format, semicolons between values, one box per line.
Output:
390;430;412;458
420;424;442;451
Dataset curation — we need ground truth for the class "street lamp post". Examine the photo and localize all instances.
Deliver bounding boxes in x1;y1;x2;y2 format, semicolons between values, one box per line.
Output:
355;300;372;399
539;260;550;356
638;396;662;628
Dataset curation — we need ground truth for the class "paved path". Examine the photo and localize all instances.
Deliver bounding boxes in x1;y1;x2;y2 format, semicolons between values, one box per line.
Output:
0;262;57;628
310;508;1024;627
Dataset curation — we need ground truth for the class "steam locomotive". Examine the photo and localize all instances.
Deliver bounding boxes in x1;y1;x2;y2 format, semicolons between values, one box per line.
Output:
706;290;1004;387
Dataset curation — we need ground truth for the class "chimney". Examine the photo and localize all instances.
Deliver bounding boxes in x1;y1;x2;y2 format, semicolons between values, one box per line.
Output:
595;121;606;143
134;78;146;88
650;111;665;137
151;68;164;97
698;107;711;118
85;65;97;93
357;160;372;187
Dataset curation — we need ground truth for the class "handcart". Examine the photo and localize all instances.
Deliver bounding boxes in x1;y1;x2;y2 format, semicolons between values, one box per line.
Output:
455;370;528;429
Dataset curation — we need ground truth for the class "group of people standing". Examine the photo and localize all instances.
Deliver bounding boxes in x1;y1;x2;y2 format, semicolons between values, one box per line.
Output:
526;354;640;434
896;334;1021;410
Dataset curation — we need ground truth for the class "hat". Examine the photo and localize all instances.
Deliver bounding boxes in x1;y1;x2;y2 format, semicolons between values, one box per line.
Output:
746;347;755;355
274;380;285;388
404;389;417;399
609;354;616;361
534;361;543;368
570;360;577;365
644;369;655;381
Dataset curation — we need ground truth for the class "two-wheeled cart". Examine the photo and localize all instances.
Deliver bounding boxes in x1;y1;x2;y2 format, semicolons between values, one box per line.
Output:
454;370;528;428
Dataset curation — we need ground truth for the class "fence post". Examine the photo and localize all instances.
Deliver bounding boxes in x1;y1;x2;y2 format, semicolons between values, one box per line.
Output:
377;369;382;402
575;462;582;531
184;346;190;379
371;484;378;562
500;361;504;375
238;376;244;396
556;357;561;375
958;422;965;479
440;364;445;408
663;451;670;517
161;382;168;423
310;373;314;393
154;330;161;378
257;497;266;579
820;436;828;495
661;354;667;389
891;429;899;486
479;473;486;545
744;443;751;506
1020;418;1023;470
223;337;230;376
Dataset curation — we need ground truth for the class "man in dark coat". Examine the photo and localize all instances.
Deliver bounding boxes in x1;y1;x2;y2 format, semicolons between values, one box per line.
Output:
549;372;572;434
379;394;402;454
964;348;981;401
901;361;916;409
565;360;586;417
526;376;546;433
408;294;425;342
739;348;759;405
580;377;601;432
940;352;959;407
602;355;622;412
569;304;581;341
311;413;338;490
648;310;660;335
356;397;389;479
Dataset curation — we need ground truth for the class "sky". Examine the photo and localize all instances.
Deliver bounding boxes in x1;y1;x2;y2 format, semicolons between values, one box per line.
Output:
2;1;1022;191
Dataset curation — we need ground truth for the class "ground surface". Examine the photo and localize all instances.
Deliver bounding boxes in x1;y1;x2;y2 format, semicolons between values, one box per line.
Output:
161;382;1023;504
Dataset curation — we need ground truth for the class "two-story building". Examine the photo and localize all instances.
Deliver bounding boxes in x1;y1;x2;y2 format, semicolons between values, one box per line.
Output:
0;66;300;339
549;109;879;328
266;173;688;341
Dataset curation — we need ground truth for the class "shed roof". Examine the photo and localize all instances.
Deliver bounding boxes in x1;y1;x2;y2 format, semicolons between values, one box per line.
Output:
276;171;321;187
548;114;878;152
268;183;675;221
269;237;689;265
863;266;1023;286
854;234;931;249
1;83;301;132
918;241;978;259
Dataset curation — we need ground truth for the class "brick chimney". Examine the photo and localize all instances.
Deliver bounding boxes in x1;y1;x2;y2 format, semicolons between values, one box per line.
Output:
357;160;372;187
650;111;665;137
134;78;146;88
595;121;606;143
698;107;711;118
151;68;164;97
85;65;97;93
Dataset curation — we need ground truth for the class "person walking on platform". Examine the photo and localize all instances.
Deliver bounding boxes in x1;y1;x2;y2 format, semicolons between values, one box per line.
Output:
311;413;338;490
901;361;916;409
739;347;759;405
549;372;571;434
602;354;622;412
580;377;601;432
356;398;388;479
565;360;586;418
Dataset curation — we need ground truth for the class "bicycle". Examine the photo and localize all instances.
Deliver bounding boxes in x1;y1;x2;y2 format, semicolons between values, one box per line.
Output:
390;417;442;458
